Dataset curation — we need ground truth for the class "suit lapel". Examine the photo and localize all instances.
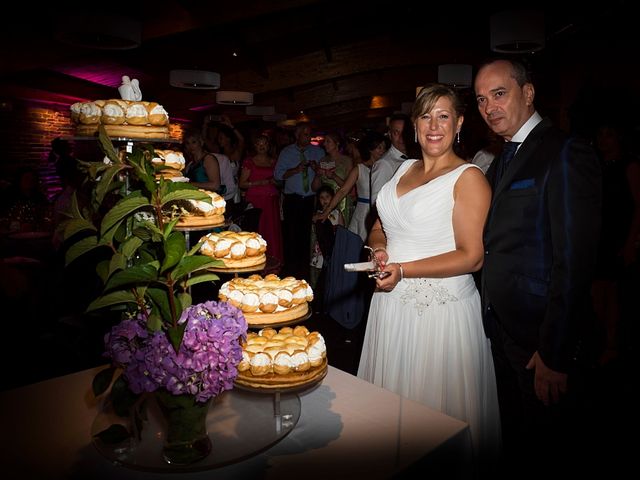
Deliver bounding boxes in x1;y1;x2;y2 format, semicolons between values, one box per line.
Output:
491;118;553;205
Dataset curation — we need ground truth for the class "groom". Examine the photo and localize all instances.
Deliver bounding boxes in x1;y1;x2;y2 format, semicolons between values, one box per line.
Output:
474;58;601;473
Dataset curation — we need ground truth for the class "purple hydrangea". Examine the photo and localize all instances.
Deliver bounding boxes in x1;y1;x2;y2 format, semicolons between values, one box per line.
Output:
104;301;247;402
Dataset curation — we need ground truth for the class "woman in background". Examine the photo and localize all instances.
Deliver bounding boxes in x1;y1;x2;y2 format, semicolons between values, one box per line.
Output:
312;131;353;225
183;129;222;192
238;134;283;262
314;131;386;241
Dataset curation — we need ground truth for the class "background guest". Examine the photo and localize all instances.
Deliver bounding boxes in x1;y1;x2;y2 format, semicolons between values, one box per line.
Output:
591;122;640;364
238;134;283;262
315;131;387;241
217;115;245;205
312;131;353;225
183;129;222;192
370;112;418;206
274;122;324;279
310;184;344;289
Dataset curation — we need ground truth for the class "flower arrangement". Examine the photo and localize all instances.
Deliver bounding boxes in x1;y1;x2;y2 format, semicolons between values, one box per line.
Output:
105;301;246;402
59;127;246;455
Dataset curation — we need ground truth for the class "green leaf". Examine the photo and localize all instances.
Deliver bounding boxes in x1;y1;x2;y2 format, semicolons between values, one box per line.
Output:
127;152;157;193
177;292;192;310
171;255;220;282
163;217;180;238
135;251;157;267
151;230;164;243
63;218;97;241
65;236;100;266
187;238;207;256
86;290;138;312
92;366;116;397
161;186;210;206
100;194;150;236
95;164;126;205
121;236;144;260
147;312;163;332
93;424;130;445
167;324;187;353
184;272;219;288
99;218;124;247
161;232;186;273
69;191;83;219
104;264;159;292
111;375;140;418
132;226;152;241
147;287;173;324
144;222;164;237
97;125;121;164
87;161;112;182
108;253;127;279
96;259;110;283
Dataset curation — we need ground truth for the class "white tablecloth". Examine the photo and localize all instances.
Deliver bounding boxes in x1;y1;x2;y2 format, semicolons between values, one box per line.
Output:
0;365;472;479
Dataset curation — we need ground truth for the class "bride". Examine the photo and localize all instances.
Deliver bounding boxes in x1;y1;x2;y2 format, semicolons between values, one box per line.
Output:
357;83;501;461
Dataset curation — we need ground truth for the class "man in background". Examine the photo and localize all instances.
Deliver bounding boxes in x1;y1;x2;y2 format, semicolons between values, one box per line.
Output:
370;113;416;206
274;122;324;279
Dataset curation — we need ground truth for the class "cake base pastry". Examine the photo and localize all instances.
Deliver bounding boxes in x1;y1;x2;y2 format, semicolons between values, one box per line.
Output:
75;124;169;139
200;231;267;268
218;274;313;325
235;326;328;390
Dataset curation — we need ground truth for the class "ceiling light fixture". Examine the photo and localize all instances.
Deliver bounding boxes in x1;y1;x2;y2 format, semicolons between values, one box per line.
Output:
437;64;472;88
490;10;545;53
169;70;220;89
216;91;254;105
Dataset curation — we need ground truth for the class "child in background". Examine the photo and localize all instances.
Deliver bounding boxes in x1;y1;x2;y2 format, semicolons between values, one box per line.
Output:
310;185;344;289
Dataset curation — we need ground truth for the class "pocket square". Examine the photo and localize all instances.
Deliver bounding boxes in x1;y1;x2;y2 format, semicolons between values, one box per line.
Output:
509;178;535;190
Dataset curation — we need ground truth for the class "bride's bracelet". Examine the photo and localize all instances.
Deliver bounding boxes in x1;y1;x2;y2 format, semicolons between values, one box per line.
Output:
397;263;404;280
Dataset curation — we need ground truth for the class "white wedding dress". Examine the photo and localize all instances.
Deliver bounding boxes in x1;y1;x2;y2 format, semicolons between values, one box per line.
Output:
357;160;501;456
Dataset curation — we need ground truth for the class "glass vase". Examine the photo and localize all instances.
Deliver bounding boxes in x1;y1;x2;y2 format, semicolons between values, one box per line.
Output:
155;389;213;465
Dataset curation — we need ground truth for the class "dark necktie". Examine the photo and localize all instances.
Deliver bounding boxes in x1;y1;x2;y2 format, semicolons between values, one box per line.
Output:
299;149;309;192
495;141;520;184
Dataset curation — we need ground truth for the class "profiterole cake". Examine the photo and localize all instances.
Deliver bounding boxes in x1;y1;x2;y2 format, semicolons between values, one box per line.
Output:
200;231;267;268
235;325;327;390
71;100;170;138
164;189;226;227
218;273;313;324
152;149;187;180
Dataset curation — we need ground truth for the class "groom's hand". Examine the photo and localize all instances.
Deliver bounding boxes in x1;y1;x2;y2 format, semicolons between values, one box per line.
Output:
526;351;568;406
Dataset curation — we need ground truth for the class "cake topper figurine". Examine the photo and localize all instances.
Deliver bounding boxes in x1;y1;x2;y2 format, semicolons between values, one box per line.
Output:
118;75;142;101
131;78;142;101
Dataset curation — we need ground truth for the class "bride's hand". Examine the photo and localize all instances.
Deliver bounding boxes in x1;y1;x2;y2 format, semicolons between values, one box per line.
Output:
372;248;388;267
375;263;402;291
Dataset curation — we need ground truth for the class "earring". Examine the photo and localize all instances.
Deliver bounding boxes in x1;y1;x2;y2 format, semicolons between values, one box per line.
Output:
414;128;417;143
456;131;460;144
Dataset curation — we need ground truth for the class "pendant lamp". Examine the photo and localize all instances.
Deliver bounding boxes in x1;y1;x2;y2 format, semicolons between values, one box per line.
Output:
170;70;220;89
216;91;254;105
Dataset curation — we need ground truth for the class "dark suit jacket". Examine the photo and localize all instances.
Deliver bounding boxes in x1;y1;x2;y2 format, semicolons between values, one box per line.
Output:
482;118;602;372
325;226;366;329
